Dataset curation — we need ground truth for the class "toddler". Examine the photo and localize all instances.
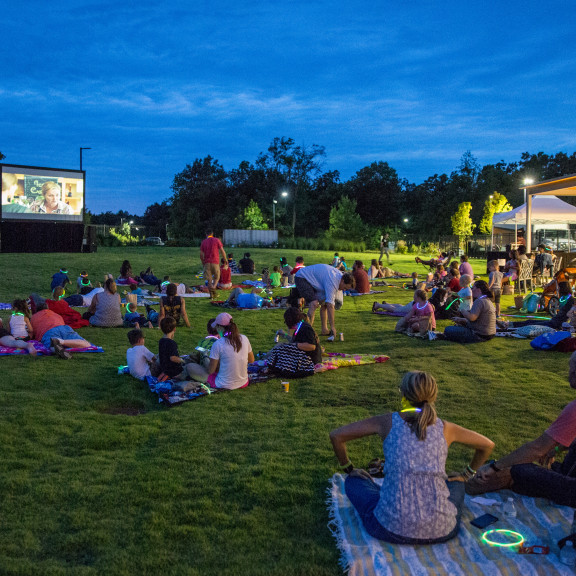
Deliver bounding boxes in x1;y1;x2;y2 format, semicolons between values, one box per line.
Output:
218;258;232;289
77;271;92;293
269;265;282;287
126;329;157;380
123;300;153;329
487;260;503;318
51;267;71;291
10;299;33;340
458;274;473;312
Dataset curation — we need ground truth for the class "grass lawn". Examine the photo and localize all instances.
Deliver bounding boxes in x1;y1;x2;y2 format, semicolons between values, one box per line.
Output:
0;247;572;575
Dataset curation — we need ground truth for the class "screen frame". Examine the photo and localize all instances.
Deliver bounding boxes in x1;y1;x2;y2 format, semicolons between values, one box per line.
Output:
1;163;86;223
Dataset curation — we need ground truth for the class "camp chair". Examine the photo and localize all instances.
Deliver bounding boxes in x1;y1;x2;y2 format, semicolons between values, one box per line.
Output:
415;251;454;272
515;259;534;294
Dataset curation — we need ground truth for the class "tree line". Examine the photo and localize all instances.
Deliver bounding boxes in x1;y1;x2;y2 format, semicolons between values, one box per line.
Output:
10;140;572;246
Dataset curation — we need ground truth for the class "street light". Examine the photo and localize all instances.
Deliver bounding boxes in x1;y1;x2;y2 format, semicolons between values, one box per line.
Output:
79;147;91;170
272;199;278;230
403;218;409;223
523;178;534;204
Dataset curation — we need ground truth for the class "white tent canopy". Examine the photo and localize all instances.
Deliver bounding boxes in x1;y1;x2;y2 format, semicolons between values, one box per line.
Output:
493;195;576;226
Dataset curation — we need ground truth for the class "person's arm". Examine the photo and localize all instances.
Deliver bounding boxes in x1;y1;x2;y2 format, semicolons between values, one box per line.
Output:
329;413;393;470
247;350;255;363
475;432;557;484
208;358;219;374
179;298;190;328
297;342;316;352
170;354;185;364
443;421;494;480
24;317;34;337
88;294;98;314
219;245;227;263
461;300;480;322
158;300;165;323
200;248;205;264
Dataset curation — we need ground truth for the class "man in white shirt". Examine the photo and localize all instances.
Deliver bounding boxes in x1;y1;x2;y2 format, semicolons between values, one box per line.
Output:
294;264;355;341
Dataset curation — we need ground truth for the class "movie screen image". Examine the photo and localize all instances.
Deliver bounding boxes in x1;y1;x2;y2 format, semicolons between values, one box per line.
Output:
1;165;84;222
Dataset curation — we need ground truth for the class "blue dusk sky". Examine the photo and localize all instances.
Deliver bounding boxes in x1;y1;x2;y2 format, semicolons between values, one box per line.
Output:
2;1;576;214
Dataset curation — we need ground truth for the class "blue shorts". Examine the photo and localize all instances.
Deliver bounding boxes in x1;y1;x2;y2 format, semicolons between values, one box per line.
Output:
42;325;85;349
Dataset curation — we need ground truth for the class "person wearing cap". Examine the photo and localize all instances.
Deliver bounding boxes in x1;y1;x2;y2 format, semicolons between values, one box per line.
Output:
207;313;254;390
294;264;355;341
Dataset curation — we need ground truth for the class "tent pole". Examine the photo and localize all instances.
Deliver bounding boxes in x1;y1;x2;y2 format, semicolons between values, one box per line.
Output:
526;194;532;252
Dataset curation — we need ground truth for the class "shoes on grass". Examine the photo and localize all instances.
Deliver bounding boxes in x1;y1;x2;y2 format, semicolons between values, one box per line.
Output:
51;338;71;360
327;332;335;342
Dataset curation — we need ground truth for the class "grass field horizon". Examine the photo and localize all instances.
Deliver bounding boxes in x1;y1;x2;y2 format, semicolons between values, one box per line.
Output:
0;247;573;575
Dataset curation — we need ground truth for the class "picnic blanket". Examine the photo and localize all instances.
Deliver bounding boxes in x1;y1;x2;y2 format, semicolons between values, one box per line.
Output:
345;291;387;297
0;340;104;356
46;299;90;329
145;375;213;405
317;352;390;371
328;473;574;576
0;303;12;310
152;292;211;298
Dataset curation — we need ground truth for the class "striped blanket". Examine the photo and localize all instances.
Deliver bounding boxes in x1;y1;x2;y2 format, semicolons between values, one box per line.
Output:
328;473;574;576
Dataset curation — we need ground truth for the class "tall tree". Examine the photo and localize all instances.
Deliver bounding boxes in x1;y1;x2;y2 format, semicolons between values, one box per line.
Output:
478;192;512;234
236;200;268;230
451;202;476;250
344;161;403;228
328;196;365;241
170;156;228;238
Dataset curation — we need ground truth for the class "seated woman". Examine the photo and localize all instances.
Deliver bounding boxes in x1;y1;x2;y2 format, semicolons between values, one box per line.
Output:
159;283;191;328
430;280;496;343
208;313;254;389
415;251;453;267
330;371;494;544
502;249;519;284
139;267;162;291
118;260;140;286
268;307;322;377
88;278;124;327
368;259;383;280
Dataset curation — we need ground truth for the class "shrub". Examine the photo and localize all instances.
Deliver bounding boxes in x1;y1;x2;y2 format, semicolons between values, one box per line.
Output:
409;243;420;254
395;239;408;254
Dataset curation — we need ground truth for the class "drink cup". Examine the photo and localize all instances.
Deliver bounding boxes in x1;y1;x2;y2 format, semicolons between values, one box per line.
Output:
282;381;289;393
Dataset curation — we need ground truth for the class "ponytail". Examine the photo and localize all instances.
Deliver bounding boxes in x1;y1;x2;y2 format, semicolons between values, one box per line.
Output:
224;320;243;352
400;371;438;441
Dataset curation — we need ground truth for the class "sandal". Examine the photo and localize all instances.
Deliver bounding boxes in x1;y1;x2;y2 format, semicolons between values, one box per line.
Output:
51;338;71;360
367;458;385;478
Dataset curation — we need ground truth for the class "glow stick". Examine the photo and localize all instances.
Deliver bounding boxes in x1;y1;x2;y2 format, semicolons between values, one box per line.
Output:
481;529;524;548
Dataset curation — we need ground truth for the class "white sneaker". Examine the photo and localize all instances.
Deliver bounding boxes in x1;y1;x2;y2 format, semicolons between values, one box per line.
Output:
327;332;335;342
428;331;437;341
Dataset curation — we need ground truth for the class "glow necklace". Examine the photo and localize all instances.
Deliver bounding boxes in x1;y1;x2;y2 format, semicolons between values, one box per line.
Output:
400;407;422;413
12;312;24;316
81;279;91;286
481;529;524;548
415;302;428;310
293;321;303;336
60;269;68;274
161;281;170;288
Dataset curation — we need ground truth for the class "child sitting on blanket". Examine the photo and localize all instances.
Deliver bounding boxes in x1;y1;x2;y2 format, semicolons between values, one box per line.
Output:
77;271;92;293
123;300;153;329
190;318;220;370
395;289;435;336
126;329;157;380
227;253;240;274
0;318;37;356
218;258;232;289
158;317;206;382
10;299;33;341
458;274;473;312
269;266;282;288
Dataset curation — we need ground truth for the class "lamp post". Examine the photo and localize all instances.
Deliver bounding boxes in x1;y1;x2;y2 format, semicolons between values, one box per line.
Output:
79;147;91;170
272;199;278;230
523;178;534;204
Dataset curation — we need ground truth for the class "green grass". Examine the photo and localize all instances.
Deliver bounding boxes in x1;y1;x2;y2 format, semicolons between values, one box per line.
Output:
0;248;572;575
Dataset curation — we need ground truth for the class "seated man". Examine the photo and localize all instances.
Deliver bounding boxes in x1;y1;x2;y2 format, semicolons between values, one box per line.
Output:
534;244;554;276
466;351;576;508
30;304;91;359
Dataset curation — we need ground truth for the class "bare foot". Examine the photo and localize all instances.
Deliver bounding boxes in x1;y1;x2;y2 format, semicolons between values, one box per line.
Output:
134;322;140;329
147;322;153;329
27;344;38;356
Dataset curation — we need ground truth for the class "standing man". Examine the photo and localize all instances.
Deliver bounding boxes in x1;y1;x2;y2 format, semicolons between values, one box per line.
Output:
380;233;390;264
294;264;355;341
200;229;227;298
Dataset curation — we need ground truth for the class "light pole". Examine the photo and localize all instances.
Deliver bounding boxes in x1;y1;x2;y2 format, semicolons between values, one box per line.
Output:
79;147;91;170
272;199;278;230
523;178;534;204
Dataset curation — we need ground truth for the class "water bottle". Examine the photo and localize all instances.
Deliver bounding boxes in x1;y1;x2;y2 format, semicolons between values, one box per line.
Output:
560;540;576;567
502;497;517;518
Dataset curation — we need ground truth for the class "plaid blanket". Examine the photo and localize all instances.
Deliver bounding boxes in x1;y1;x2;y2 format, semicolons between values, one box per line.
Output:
328;473;574;576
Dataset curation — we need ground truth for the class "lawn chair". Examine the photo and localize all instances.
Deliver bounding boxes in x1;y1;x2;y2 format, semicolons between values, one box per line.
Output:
415;251;454;272
515;259;534;294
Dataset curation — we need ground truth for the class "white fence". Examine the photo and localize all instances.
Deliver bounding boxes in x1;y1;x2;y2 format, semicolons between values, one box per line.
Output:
223;229;278;247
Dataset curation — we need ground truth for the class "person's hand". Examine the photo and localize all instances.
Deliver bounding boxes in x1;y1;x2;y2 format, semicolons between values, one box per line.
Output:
453;317;466;325
473;464;495;483
447;472;467;483
538;448;556;468
349;468;374;482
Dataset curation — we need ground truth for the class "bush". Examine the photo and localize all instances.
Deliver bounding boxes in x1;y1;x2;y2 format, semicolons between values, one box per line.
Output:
395;240;408;254
409;243;420;254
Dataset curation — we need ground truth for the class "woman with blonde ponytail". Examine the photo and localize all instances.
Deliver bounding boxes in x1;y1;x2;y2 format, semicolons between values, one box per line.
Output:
330;371;494;544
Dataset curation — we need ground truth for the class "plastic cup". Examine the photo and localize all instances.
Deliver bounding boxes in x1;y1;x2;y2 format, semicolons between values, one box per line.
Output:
282;381;289;393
